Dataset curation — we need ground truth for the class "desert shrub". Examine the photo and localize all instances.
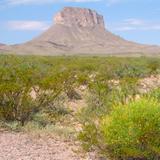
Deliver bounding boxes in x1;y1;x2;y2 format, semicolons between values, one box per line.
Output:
0;65;38;125
0;56;79;127
0;87;36;126
62;71;79;100
146;88;160;101
78;79;111;126
99;98;160;160
0;121;21;131
147;59;160;74
115;64;147;79
78;80;116;151
88;80;110;108
78;122;100;151
35;73;65;109
115;77;139;104
79;97;160;159
79;76;138;124
33;95;70;125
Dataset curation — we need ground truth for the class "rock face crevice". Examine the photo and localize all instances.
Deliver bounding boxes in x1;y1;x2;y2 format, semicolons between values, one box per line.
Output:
54;7;105;28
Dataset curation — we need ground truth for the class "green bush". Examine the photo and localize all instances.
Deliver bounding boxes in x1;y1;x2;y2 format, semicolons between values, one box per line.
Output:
148;60;160;74
79;77;138;125
100;98;160;160
146;89;160;102
78;122;100;151
0;65;37;126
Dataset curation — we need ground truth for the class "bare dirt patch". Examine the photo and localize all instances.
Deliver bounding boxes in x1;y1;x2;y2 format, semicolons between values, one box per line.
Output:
0;131;82;160
0;130;100;160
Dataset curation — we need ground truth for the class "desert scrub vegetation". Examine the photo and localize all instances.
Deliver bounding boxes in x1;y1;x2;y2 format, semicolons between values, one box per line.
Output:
1;54;160;158
79;97;160;160
100;98;160;160
0;55;74;126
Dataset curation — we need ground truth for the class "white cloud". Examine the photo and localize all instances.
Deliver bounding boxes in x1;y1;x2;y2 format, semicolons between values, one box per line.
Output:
106;0;121;4
115;26;136;31
0;0;127;8
1;0;101;6
5;0;56;5
109;18;160;31
7;20;50;31
105;0;125;6
66;0;100;2
123;18;145;26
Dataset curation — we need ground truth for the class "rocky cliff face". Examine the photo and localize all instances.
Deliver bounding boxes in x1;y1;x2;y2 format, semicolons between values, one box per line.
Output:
54;7;105;28
2;7;160;56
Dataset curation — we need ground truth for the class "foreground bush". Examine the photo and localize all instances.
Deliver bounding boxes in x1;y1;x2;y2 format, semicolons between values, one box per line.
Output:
0;63;37;125
0;57;70;126
100;98;160;160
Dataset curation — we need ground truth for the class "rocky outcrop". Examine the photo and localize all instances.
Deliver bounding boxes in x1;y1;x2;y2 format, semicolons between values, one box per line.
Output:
54;7;105;28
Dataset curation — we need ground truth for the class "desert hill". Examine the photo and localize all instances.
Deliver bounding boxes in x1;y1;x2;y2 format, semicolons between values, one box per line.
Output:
2;7;160;56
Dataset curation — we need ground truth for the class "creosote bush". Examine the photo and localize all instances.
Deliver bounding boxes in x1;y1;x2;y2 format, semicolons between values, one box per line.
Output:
100;98;160;160
0;63;38;125
79;97;160;160
0;56;74;126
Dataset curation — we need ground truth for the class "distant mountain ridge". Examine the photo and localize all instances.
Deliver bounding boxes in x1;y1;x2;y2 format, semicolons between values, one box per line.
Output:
1;7;160;56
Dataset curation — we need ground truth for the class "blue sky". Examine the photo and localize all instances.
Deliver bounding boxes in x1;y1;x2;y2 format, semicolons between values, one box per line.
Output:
0;0;160;45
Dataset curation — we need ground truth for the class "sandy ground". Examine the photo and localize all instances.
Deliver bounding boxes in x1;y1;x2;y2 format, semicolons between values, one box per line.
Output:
0;131;89;160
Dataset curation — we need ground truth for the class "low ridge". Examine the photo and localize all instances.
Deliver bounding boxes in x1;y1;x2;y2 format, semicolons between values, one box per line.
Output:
2;7;160;56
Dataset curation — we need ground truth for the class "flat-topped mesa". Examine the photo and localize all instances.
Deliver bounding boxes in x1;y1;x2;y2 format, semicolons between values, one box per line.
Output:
54;7;105;28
